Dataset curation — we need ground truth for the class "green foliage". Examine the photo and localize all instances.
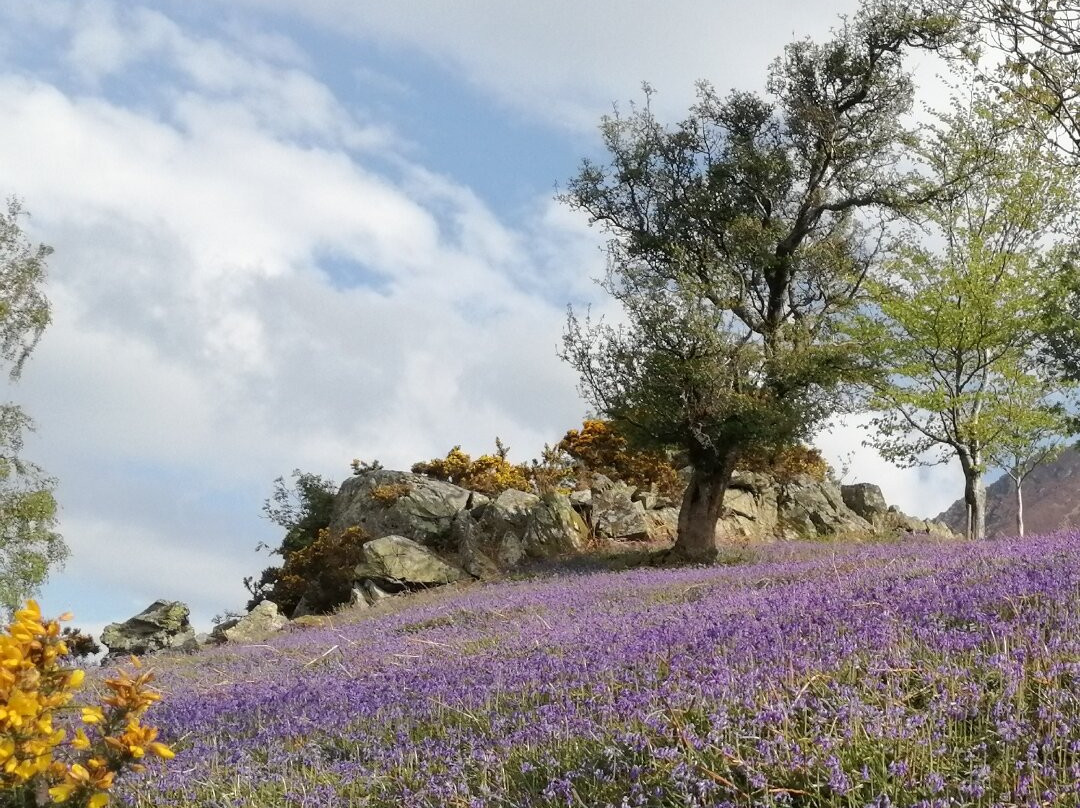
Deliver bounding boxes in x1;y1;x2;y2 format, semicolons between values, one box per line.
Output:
940;0;1080;163
850;80;1079;539
267;526;371;616
0;198;51;380
1039;255;1080;382
0;199;64;611
561;7;952;557
247;469;339;611
261;469;337;557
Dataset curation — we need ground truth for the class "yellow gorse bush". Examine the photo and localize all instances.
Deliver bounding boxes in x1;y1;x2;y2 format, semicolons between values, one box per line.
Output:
0;601;172;808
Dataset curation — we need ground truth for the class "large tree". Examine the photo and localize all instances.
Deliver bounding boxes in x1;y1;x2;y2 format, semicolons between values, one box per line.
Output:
852;87;1078;541
561;5;955;561
0;198;65;609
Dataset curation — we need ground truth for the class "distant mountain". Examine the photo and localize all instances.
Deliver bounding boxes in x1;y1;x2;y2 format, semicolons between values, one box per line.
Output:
936;446;1080;537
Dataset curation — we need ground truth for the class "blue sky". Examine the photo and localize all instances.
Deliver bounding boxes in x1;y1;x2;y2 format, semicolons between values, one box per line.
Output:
0;0;961;635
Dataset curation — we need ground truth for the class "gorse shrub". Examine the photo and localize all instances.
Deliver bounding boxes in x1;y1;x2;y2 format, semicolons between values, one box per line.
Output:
262;526;372;616
558;420;682;499
246;470;338;611
411;439;531;496
738;444;829;483
370;482;411;505
0;601;171;808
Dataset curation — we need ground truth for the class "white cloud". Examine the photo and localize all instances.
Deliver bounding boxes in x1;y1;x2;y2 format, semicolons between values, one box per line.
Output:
0;0;975;634
815;414;964;519
0;5;609;626
225;0;866;129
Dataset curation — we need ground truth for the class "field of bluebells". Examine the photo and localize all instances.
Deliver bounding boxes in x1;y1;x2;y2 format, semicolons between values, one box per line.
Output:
115;531;1080;807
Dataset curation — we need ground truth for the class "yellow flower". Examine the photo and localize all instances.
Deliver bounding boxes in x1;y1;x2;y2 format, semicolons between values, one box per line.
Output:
89;793;110;808
72;728;91;750
81;706;105;724
48;782;75;802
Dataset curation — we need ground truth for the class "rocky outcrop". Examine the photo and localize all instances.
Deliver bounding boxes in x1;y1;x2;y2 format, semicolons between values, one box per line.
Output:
478;489;539;543
222;600;288;644
718;472;779;539
841;483;890;522
778;474;872;537
522;493;589;557
353;534;467;588
451;511;500;580
591;475;650;541
843;483;953;537
101;600;195;657
330;470;474;547
644;507;680;542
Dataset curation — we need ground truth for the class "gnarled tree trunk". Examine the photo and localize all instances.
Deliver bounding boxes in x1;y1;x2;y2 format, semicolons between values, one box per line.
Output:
672;454;738;562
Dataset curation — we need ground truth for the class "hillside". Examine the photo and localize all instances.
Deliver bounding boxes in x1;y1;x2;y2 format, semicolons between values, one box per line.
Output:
935;446;1080;537
109;532;1080;806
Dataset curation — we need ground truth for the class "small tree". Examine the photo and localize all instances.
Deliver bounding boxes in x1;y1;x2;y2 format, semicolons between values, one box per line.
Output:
983;365;1075;536
245;469;337;609
562;5;954;560
853;85;1079;540
0;198;65;610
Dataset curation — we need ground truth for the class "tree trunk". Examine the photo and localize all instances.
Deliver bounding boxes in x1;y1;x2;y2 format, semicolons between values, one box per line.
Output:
1015;479;1024;537
672;457;737;563
958;450;986;541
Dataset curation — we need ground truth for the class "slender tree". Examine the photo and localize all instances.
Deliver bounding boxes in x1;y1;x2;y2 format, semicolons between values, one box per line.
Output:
983;363;1075;536
0;198;65;609
562;5;955;561
853;85;1078;540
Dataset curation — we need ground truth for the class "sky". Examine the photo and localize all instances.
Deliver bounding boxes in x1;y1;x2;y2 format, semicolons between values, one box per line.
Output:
0;0;963;635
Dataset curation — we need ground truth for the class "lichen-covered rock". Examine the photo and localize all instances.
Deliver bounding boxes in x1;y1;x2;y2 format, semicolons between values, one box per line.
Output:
522;493;588;557
497;532;526;567
223;600;288;644
569;489;592;509
778;474;872;538
330;469;473;547
353;534;466;587
644;507;680;542
841;483;890;523
478;488;540;541
451;511;500;579
592;475;650;541
101;600;195;657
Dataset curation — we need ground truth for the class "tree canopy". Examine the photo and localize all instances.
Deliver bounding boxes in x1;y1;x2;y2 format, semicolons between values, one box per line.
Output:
562;4;956;560
0;198;65;609
851;83;1079;540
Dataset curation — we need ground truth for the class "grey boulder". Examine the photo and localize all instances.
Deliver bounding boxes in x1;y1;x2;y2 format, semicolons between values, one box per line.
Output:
478;488;540;541
330;469;473;547
353;534;466;587
222;600;288;644
522;493;589;557
451;511;500;580
841;483;890;523
591;475;650;541
101;600;195;657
